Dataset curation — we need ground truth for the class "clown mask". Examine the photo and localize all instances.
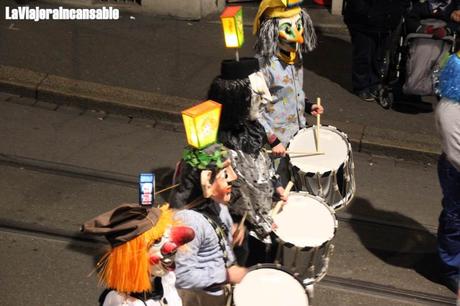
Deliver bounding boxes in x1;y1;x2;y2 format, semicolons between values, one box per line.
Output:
200;159;237;203
277;14;304;53
149;225;195;277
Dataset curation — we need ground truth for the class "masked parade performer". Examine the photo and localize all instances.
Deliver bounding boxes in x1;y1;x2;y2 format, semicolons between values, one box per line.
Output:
207;57;287;266
169;107;248;306
435;51;460;293
253;0;323;185
81;203;195;306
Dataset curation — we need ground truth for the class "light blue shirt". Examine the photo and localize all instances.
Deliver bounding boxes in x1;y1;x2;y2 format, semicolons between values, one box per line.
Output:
258;55;307;146
174;204;235;289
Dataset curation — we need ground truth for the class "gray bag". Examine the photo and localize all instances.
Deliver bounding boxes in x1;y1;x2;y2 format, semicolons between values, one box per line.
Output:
403;19;453;96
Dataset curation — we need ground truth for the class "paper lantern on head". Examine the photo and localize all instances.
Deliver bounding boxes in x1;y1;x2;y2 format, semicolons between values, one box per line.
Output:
182;100;222;149
220;6;244;61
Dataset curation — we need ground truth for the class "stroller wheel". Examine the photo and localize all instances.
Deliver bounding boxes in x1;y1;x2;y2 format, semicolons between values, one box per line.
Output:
377;88;394;109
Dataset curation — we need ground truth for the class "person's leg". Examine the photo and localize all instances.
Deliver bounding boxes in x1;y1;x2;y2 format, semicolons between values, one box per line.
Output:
274;156;291;187
349;28;375;100
437;154;460;291
369;31;392;94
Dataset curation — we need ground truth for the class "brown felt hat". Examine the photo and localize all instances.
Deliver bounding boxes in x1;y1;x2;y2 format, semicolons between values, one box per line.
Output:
81;203;161;247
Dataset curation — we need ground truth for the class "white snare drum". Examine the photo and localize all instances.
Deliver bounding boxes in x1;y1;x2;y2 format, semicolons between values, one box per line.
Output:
233;264;309;306
273;192;337;283
288;125;356;210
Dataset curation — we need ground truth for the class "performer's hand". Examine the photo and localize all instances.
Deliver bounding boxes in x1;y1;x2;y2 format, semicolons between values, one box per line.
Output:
451;10;460;23
276;186;288;203
231;223;245;247
227;265;248;284
272;143;286;157
310;104;324;116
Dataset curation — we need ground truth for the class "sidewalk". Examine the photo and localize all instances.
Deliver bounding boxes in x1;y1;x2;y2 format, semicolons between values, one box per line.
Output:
0;0;441;162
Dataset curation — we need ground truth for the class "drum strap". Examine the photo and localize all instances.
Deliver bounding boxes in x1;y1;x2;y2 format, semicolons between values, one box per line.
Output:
202;214;229;267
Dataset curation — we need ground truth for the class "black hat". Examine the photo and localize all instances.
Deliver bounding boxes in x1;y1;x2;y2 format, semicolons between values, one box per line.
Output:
220;57;260;80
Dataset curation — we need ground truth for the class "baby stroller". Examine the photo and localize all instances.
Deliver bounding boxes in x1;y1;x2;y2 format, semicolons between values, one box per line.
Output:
377;18;457;109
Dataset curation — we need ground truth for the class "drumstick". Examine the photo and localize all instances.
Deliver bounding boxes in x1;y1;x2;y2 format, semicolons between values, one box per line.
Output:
237;211;248;231
265;150;324;156
271;181;294;217
316;97;321;153
288;152;325;157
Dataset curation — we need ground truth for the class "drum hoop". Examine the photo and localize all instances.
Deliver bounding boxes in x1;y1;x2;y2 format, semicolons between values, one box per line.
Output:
287;125;351;146
287;125;352;176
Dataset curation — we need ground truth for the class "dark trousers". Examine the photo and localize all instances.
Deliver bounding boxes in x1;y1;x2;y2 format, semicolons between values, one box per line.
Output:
234;233;279;267
437;154;460;279
348;28;391;93
178;288;228;306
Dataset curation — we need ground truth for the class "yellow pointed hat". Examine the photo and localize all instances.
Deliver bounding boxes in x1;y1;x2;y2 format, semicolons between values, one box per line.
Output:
253;0;303;34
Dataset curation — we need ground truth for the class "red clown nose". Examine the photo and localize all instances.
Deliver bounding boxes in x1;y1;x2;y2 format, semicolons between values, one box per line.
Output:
170;226;195;246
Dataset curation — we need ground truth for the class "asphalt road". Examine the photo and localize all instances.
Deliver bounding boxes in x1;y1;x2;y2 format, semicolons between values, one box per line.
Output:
0;92;456;305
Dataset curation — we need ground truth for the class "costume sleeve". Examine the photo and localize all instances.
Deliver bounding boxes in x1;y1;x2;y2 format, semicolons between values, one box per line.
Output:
174;211;227;289
257;65;281;147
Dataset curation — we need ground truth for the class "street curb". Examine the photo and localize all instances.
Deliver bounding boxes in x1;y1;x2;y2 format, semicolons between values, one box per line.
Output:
0;64;441;162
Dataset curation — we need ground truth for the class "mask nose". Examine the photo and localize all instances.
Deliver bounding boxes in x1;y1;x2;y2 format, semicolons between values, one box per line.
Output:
294;28;304;44
161;242;178;256
226;166;237;182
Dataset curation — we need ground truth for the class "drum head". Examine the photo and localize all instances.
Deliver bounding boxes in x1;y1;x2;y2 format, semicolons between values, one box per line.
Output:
288;126;349;174
274;192;336;247
234;266;309;306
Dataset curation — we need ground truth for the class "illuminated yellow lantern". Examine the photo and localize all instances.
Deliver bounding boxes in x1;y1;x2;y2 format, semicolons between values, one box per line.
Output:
182;100;222;149
220;6;244;50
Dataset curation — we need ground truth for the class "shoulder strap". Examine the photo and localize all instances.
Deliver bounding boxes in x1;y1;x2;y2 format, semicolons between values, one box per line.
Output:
201;213;229;266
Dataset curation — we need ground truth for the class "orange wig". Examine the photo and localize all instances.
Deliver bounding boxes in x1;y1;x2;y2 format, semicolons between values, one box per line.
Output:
97;206;173;293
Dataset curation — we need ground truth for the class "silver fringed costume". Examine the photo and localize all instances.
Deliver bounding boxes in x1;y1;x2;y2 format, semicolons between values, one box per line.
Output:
228;148;275;239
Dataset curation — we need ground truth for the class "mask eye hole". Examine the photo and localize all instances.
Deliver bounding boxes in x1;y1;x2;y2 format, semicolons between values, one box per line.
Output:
280;23;292;35
296;20;303;32
149;238;162;248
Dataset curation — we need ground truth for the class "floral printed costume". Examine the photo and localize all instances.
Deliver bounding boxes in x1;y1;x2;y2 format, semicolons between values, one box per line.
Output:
258;55;309;146
253;0;318;184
